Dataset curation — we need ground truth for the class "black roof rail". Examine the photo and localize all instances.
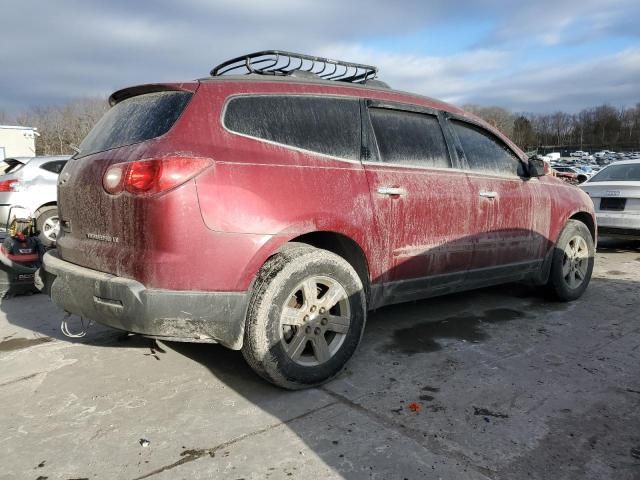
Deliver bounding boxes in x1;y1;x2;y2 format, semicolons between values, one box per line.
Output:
210;50;378;84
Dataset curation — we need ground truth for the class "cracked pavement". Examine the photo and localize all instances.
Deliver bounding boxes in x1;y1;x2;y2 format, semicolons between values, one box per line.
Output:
1;239;639;479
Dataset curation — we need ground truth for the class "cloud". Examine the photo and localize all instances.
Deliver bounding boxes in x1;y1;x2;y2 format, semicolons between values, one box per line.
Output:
458;47;640;112
477;0;640;47
316;44;639;112
318;44;510;101
0;0;638;113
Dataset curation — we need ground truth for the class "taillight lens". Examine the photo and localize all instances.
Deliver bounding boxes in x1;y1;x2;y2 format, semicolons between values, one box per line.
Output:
103;156;212;196
0;179;19;192
126;160;161;194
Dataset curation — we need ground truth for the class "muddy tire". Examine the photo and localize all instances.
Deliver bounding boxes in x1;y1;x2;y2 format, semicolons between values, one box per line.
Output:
36;207;60;247
242;244;367;390
546;219;595;301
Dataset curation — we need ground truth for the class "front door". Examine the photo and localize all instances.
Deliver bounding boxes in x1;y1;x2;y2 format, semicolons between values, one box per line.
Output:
362;102;475;306
446;118;551;284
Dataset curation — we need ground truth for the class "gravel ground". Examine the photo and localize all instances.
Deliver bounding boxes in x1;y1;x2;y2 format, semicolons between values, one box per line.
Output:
0;238;639;480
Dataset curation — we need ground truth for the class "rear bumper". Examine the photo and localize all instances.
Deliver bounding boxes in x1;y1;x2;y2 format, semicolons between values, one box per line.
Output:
597;226;640;239
595;212;640;238
40;250;249;349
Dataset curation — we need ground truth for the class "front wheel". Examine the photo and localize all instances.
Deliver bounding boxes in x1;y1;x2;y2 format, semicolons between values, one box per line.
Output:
546;219;595;301
242;244;366;390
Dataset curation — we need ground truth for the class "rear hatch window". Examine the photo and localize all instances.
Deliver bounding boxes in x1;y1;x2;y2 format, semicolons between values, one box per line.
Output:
0;159;26;175
77;91;192;158
589;163;640;182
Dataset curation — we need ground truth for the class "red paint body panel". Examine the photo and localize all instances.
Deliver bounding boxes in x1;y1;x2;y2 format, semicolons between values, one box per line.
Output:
56;78;595;300
362;165;474;282
465;173;551;269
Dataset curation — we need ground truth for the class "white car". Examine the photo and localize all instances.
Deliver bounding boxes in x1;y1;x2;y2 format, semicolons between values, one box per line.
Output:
551;165;589;183
0;156;70;245
571;150;588;157
580;160;640;239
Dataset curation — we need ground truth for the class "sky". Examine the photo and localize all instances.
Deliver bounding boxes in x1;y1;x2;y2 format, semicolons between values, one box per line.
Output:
1;0;638;114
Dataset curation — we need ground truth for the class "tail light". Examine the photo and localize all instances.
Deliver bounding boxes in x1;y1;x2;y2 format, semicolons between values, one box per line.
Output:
103;156;213;195
0;179;19;192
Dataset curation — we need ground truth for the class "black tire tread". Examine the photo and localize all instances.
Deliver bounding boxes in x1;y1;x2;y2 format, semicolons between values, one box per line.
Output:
242;244;366;390
546;219;595;301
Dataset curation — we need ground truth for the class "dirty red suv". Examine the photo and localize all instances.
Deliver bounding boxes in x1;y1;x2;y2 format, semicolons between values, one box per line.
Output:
40;51;596;389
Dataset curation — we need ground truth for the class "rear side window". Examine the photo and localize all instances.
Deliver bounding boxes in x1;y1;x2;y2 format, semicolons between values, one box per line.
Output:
451;120;522;176
78;91;192;158
224;96;360;160
369;108;450;168
40;160;67;174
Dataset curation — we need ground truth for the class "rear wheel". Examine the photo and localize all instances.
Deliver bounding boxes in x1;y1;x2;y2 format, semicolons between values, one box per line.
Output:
546;220;595;301
242;244;366;389
36;207;60;247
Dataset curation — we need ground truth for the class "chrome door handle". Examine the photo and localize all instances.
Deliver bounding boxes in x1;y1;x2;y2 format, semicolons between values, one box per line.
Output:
479;190;497;198
377;186;405;196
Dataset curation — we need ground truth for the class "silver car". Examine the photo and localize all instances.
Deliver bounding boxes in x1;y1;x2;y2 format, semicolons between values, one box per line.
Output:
580;160;640;239
0;155;70;245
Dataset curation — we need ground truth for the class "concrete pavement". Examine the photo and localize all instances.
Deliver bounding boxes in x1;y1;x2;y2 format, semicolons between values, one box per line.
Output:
1;239;639;479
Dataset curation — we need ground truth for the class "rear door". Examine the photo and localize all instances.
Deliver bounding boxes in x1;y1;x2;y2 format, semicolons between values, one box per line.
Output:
446;117;551;284
361;101;474;305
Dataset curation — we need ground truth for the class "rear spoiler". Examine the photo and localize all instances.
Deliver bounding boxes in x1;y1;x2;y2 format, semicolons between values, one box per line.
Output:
109;82;199;106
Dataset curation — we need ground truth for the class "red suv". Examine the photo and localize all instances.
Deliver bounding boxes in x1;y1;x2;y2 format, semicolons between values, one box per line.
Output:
40;51;596;389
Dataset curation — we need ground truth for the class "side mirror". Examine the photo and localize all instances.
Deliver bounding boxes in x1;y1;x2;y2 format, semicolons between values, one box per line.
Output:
527;156;549;177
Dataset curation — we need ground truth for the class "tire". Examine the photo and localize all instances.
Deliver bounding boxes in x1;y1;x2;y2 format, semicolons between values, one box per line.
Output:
242;244;367;390
546;219;595;301
36;207;60;247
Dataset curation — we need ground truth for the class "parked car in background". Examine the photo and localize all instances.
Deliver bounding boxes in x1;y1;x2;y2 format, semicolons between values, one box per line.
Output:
574;165;595;176
580;160;640;239
571;151;588;157
0;156;70;246
551;168;580;185
39;51;597;389
551;165;589;183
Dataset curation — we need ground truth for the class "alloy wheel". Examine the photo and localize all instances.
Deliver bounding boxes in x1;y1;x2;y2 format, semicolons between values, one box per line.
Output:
562;235;589;289
279;275;351;366
42;216;60;243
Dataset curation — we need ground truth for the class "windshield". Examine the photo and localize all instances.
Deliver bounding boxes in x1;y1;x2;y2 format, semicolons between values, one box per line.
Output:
588;163;640;182
77;91;192;158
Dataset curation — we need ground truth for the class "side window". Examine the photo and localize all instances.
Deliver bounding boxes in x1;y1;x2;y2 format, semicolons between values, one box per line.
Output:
40;161;67;174
451;120;522;176
368;108;450;168
224;96;360;160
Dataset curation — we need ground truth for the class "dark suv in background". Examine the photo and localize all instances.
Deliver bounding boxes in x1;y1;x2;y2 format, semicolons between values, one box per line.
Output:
41;51;596;389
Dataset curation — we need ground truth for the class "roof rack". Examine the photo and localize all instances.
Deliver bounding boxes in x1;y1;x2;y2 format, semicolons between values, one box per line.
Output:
210;50;378;84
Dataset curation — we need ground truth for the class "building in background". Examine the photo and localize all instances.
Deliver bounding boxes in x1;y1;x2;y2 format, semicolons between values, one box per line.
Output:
0;126;39;159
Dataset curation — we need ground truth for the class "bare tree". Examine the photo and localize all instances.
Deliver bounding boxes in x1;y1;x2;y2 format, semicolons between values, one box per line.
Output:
462;104;515;137
14;98;108;155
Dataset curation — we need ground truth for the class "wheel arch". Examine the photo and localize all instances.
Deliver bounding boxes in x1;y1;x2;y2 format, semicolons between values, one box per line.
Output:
569;211;596;242
285;231;371;299
34;201;57;217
